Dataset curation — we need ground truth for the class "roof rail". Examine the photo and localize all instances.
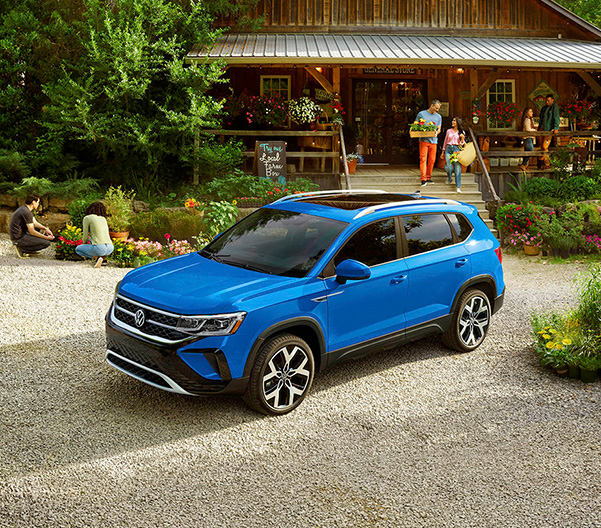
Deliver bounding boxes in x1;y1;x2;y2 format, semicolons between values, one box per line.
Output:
353;199;461;219
271;189;388;204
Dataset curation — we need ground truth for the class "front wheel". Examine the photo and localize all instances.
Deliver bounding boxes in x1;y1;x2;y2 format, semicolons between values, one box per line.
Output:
442;289;491;352
243;333;315;415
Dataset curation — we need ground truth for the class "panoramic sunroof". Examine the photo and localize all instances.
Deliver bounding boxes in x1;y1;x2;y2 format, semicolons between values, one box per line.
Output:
299;193;419;210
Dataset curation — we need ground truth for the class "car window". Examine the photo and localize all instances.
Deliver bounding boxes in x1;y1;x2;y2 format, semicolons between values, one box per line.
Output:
402;214;453;256
202;208;347;278
447;213;473;242
333;218;397;268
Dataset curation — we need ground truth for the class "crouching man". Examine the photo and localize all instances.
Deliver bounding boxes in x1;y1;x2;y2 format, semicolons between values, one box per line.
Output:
9;194;55;258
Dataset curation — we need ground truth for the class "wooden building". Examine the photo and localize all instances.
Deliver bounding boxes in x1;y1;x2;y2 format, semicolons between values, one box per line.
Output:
187;0;601;165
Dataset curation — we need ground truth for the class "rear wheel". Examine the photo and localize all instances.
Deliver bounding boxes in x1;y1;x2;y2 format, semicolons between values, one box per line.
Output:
442;289;491;352
243;333;315;415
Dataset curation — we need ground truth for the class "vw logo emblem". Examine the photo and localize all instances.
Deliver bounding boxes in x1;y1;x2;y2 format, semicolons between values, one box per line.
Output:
134;309;146;328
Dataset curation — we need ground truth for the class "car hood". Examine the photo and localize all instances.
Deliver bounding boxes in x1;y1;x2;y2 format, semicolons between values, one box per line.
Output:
118;252;297;315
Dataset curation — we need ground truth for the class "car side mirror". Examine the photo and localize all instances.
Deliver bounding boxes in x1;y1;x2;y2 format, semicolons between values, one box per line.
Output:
335;259;371;284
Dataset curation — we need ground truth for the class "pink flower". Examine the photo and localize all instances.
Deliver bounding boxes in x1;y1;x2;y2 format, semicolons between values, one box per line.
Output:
164;233;171;241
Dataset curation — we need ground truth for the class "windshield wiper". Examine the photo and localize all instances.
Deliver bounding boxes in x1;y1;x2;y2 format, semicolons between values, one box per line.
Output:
199;249;230;263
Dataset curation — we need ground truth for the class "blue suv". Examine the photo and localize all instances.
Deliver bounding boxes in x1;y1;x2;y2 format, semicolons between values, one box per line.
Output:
106;191;505;414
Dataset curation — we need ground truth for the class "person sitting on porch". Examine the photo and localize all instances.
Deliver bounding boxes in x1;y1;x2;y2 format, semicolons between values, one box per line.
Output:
538;94;560;169
9;194;54;259
440;117;465;193
519;107;536;171
415;100;442;186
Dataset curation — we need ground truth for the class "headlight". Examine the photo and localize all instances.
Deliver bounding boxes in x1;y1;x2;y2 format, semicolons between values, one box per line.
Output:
176;312;246;336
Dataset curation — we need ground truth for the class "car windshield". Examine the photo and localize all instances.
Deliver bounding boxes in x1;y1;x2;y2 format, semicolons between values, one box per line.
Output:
200;208;348;278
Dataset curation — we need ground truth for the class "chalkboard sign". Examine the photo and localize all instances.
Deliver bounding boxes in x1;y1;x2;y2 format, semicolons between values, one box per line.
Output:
255;141;286;185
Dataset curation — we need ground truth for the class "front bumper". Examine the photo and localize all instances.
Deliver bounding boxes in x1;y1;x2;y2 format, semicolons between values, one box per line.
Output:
105;307;248;396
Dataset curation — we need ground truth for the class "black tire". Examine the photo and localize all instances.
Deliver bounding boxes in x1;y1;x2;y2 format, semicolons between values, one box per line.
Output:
442;289;491;353
243;333;315;415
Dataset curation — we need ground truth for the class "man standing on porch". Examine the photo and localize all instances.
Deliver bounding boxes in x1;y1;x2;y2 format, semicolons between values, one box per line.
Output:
538;94;560;169
415;100;442;186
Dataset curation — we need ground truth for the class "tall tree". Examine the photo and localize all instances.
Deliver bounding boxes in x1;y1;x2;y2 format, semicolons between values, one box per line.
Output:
554;0;601;28
41;0;228;182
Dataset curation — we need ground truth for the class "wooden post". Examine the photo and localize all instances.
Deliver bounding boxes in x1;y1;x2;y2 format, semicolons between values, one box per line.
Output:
339;126;351;190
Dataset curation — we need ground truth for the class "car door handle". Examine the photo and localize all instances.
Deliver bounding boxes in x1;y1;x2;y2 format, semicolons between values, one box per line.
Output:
390;275;407;284
456;258;468;267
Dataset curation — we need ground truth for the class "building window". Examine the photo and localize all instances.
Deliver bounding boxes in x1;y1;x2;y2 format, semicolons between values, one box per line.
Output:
260;76;291;100
487;79;515;130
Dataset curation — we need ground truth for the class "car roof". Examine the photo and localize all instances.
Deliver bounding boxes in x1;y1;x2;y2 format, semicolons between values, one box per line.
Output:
265;190;470;223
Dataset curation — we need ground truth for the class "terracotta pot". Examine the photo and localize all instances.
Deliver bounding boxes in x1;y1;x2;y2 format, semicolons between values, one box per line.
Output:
109;230;130;241
523;243;540;256
347;159;358;174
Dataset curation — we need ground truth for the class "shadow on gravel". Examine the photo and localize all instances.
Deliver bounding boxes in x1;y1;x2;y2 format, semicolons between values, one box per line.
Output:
0;331;453;480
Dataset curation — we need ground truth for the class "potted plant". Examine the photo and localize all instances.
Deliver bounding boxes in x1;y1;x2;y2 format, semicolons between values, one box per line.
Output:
346;152;361;174
486;101;520;129
577;355;599;383
245;93;288;128
55;224;84;260
104;186;135;239
409;118;437;138
288;97;322;127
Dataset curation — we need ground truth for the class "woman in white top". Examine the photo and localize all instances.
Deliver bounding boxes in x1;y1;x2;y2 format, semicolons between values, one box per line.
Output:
440;117;466;193
519;107;536;171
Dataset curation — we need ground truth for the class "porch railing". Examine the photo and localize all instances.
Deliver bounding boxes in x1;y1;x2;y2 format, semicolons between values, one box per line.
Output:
469;129;600;202
202;128;347;184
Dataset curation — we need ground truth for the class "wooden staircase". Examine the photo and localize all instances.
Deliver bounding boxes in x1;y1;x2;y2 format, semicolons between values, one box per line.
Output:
346;165;497;235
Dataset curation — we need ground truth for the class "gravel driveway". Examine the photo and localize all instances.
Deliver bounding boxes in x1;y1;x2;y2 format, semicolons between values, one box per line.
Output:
1;233;600;528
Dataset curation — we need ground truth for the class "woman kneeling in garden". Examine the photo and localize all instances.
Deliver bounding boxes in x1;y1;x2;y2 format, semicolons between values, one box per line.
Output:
76;202;114;268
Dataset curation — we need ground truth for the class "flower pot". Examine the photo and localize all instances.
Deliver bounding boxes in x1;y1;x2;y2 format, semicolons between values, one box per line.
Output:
347;159;358;174
315;122;331;131
523;243;540;256
109;230;130;241
568;365;580;379
409;130;436;138
580;368;597;383
555;366;568;378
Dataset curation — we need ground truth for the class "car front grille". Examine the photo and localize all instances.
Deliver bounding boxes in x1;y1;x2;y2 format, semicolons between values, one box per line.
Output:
112;294;189;343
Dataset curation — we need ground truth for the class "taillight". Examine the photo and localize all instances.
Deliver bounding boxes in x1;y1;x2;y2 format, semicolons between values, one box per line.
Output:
495;246;503;263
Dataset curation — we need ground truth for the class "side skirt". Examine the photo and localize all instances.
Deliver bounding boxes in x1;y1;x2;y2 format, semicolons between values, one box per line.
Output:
325;314;452;368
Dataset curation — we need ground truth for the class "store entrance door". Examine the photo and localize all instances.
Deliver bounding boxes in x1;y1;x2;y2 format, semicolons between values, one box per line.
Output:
352;79;427;164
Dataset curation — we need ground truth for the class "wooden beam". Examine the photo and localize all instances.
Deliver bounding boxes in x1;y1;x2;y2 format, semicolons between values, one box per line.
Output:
305;66;334;94
577;71;601;97
332;66;341;94
476;69;500;100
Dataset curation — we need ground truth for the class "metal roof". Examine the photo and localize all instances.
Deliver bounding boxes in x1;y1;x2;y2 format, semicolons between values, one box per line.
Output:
187;33;601;69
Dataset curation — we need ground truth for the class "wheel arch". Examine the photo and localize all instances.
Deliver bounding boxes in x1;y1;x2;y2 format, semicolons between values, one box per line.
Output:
450;275;497;316
243;317;326;378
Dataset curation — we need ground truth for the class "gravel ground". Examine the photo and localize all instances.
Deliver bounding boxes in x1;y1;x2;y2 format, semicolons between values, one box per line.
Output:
0;232;600;528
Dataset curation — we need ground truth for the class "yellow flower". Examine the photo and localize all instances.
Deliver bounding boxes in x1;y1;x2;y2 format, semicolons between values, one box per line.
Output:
546;341;556;349
232;200;238;205
562;339;572;346
549;328;557;334
542;334;551;340
538;330;546;335
544;326;551;331
555;343;563;350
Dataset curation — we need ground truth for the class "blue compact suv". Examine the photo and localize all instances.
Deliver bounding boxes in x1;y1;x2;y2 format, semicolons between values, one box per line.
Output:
106;191;504;414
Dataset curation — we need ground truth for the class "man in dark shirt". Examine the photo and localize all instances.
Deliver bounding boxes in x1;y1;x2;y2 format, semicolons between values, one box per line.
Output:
538;94;560;169
9;194;55;258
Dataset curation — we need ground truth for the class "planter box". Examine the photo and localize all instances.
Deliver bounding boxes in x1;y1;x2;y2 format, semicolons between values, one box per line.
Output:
409;130;436;138
490;158;499;167
500;158;509;167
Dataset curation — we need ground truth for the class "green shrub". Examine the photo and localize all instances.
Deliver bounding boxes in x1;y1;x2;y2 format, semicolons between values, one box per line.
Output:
12;177;54;198
202;171;272;201
559;175;601;202
203;201;239;237
575;264;601;333
195;140;244;182
523;177;561;201
52;175;100;198
130;209;206;242
0;150;30;182
68;193;104;228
